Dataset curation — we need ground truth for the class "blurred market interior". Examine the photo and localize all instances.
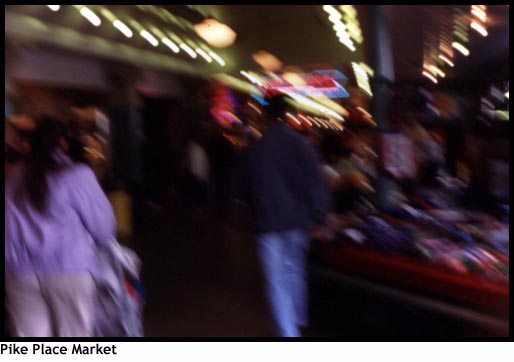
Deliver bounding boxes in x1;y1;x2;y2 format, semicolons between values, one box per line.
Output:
4;5;510;337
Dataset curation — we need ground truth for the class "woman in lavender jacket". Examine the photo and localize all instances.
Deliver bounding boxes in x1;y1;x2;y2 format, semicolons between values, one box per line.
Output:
5;117;116;337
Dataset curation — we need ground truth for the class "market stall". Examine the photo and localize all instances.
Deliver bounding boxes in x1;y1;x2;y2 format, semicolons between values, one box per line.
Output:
311;185;509;333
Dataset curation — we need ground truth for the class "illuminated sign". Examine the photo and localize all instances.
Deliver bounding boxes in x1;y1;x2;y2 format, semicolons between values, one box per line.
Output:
260;70;349;99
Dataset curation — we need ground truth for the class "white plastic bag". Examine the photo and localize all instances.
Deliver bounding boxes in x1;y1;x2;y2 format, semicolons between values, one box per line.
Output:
91;239;144;337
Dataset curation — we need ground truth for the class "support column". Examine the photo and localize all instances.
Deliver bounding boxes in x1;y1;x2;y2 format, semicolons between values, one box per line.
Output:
104;61;145;240
370;5;396;211
105;61;144;193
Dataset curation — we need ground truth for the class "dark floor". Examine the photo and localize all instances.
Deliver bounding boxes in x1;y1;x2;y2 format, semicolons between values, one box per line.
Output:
133;193;509;338
135;195;275;337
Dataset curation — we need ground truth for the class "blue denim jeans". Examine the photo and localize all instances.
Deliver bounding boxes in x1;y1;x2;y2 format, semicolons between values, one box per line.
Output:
257;229;309;337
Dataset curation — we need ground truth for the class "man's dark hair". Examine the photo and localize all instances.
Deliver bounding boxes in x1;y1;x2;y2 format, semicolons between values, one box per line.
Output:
265;94;288;120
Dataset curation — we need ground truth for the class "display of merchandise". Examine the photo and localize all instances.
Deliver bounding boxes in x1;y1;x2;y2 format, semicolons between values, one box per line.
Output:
314;200;509;284
360;216;415;254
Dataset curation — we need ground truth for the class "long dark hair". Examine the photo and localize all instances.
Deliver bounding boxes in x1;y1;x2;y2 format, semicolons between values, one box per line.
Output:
23;116;66;213
66;122;88;164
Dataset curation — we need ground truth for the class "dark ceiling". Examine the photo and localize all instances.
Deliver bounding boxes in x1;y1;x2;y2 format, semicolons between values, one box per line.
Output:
184;5;509;85
387;5;509;86
5;5;510;89
186;5;365;68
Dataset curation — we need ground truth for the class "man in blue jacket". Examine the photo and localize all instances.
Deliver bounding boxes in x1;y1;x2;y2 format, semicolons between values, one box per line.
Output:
245;94;330;337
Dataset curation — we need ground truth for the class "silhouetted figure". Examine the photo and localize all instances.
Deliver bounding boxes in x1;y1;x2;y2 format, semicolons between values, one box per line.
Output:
244;95;329;337
5;117;116;337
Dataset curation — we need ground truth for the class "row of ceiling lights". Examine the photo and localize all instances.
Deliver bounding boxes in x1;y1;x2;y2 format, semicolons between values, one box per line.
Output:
423;5;489;84
322;5;363;52
322;6;373;98
351;62;373;97
45;5;226;67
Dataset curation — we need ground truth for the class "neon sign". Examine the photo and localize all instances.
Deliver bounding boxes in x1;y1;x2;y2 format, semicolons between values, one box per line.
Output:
260;70;349;99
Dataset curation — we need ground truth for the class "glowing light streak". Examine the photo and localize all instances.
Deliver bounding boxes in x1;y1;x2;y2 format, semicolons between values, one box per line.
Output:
352;62;372;96
470;21;488;37
481;98;494;109
162;38;180;53
286;113;302;125
329;13;343;22
247;102;261;114
140;30;159;47
357;107;372;118
80;7;101;27
471;8;487;22
422;71;438;84
315;117;330;129
298;114;312;126
196;48;212;62
286;93;344;121
240;71;263;86
323;5;340;17
307;116;322;127
439;54;454;67
452;42;470;56
180;43;197;58
113;20;133;38
209;52;225;66
428;65;446;78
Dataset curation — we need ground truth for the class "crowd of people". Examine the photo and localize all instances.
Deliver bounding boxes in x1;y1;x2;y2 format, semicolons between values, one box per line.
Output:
4;84;506;337
5;93;332;337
